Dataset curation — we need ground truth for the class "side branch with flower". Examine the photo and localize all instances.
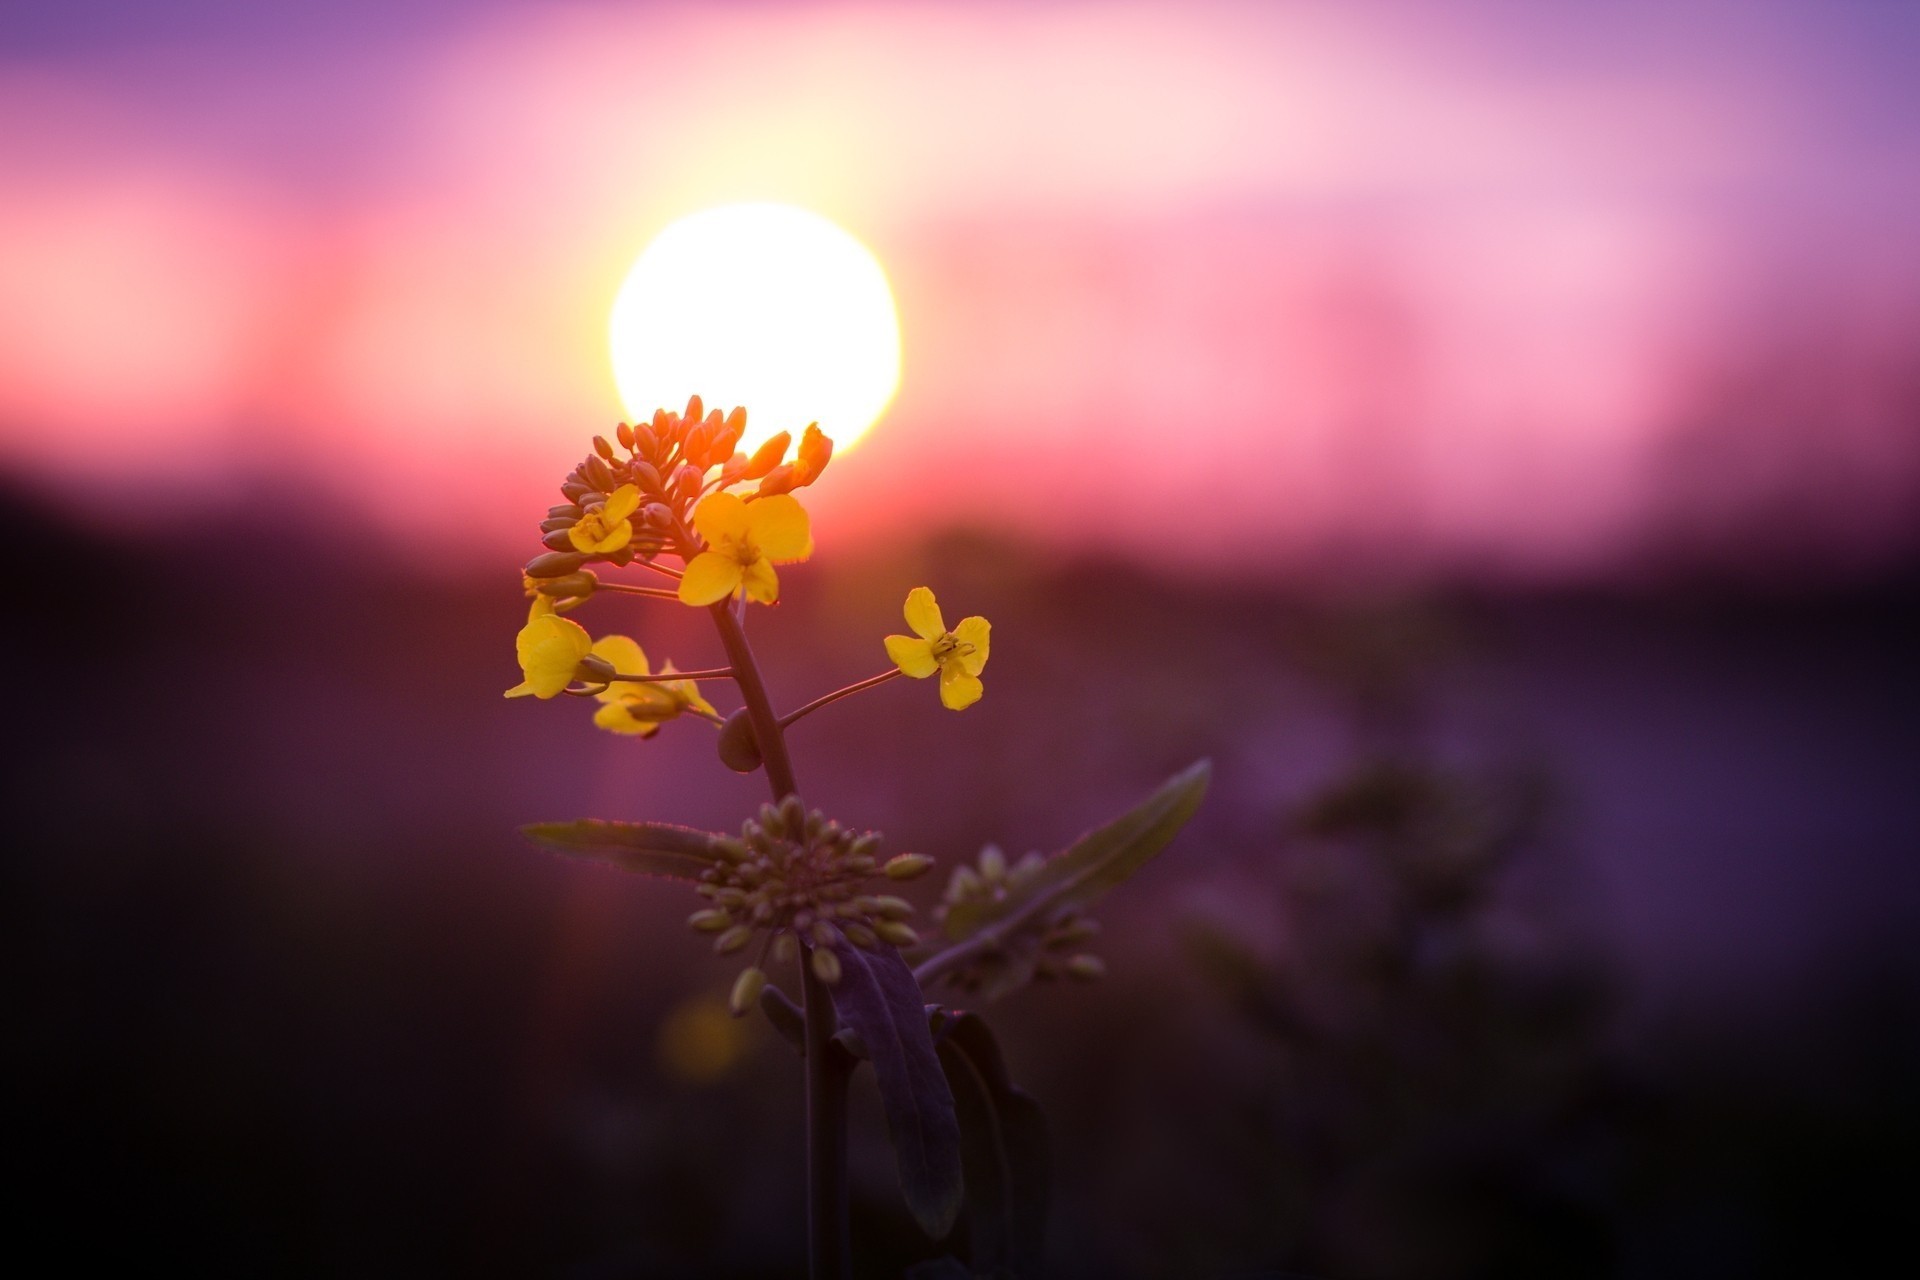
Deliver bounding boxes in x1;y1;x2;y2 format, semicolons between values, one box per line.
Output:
505;397;1206;1279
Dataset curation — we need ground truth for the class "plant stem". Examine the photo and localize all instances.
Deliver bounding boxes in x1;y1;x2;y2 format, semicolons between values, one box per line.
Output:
779;669;902;729
800;951;853;1280
702;598;848;1278
706;602;798;800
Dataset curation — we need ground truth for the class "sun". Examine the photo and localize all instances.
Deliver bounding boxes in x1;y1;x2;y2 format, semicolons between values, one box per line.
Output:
609;203;901;456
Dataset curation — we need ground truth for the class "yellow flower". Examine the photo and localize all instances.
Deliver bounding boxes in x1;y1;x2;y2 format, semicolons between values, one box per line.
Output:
505;597;594;699
589;635;716;737
678;492;812;606
568;483;641;554
884;587;990;710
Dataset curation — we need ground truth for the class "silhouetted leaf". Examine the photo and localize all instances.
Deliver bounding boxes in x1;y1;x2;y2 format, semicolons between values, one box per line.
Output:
519;819;722;882
933;1009;1050;1275
942;760;1211;941
827;943;963;1240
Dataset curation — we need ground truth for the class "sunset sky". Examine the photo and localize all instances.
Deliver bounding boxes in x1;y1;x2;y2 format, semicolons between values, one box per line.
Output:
3;0;1917;577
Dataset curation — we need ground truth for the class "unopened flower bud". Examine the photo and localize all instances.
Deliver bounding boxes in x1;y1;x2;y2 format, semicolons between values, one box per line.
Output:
633;424;660;460
575;654;616;683
1053;915;1102;944
1066;954;1106;980
886;853;934;880
810;945;842;985
772;932;797;965
593;435;616;461
631;460;663;493
811;920;838;948
759;802;785;837
584;455;615;491
979;845;1007;882
615;421;635;450
717;711;763;773
848;834;883;861
673;465;704;503
541;528;577;552
548;503;583;520
729;966;768;1017
945;866;984;901
560;480;593;502
684;394;704;424
537;571;597;600
756;464;799;497
525;551;586;579
688;908;732;933
796;423;833;483
711;836;751;863
715;925;754;954
744;430;791;479
641;502;674;527
871;896;915;919
779;795;806;834
841;922;878;949
874;920;921;948
539;516;576;534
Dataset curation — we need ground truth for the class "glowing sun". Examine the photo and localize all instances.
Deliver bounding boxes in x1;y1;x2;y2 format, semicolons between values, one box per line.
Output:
610;203;902;455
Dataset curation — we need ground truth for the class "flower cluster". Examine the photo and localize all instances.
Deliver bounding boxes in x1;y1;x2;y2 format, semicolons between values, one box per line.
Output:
508;398;994;737
523;396;831;603
689;795;935;1014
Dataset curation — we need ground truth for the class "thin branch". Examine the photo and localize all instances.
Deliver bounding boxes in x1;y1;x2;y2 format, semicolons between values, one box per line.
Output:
596;581;682;600
779;669;903;729
604;668;735;684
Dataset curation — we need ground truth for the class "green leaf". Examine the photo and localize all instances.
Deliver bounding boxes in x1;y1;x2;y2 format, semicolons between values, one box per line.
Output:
519;819;724;882
827;943;964;1240
942;759;1211;942
933;1010;1050;1276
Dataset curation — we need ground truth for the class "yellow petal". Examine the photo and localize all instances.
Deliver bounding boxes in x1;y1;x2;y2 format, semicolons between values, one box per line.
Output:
939;665;984;710
603;484;641;523
952;616;991;676
678;551;744;606
903;587;945;641
885;634;939;678
504;680;536;698
593;702;662;737
740;557;781;604
693;491;749;547
515;614;593;698
745;494;812;562
590;635;649;702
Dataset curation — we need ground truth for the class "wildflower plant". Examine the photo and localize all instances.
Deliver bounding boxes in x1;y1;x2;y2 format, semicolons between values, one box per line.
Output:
510;398;1207;1278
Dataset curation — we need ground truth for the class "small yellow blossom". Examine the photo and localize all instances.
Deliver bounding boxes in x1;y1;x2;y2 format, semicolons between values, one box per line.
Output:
884;587;990;710
568;483;641;555
506;597;594;699
589;635;716;737
678;492;812;606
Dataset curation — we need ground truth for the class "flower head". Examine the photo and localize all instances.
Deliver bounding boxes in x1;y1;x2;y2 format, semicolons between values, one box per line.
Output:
589;634;716;736
568;483;641;554
685;796;934;1009
678;491;813;606
884;587;990;709
506;597;594;699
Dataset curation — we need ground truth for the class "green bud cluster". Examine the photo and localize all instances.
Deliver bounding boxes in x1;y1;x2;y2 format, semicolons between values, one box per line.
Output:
936;843;1108;994
686;794;931;1014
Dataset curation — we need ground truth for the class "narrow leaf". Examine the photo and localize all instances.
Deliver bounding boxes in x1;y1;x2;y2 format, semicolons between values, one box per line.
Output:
943;759;1211;941
519;819;723;882
828;943;964;1240
933;1010;1051;1275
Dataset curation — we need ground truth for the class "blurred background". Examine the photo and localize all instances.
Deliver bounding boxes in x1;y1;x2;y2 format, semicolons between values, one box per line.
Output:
4;1;1917;1276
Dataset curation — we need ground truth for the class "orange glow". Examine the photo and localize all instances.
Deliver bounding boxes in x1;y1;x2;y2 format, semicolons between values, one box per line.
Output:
609;205;901;456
